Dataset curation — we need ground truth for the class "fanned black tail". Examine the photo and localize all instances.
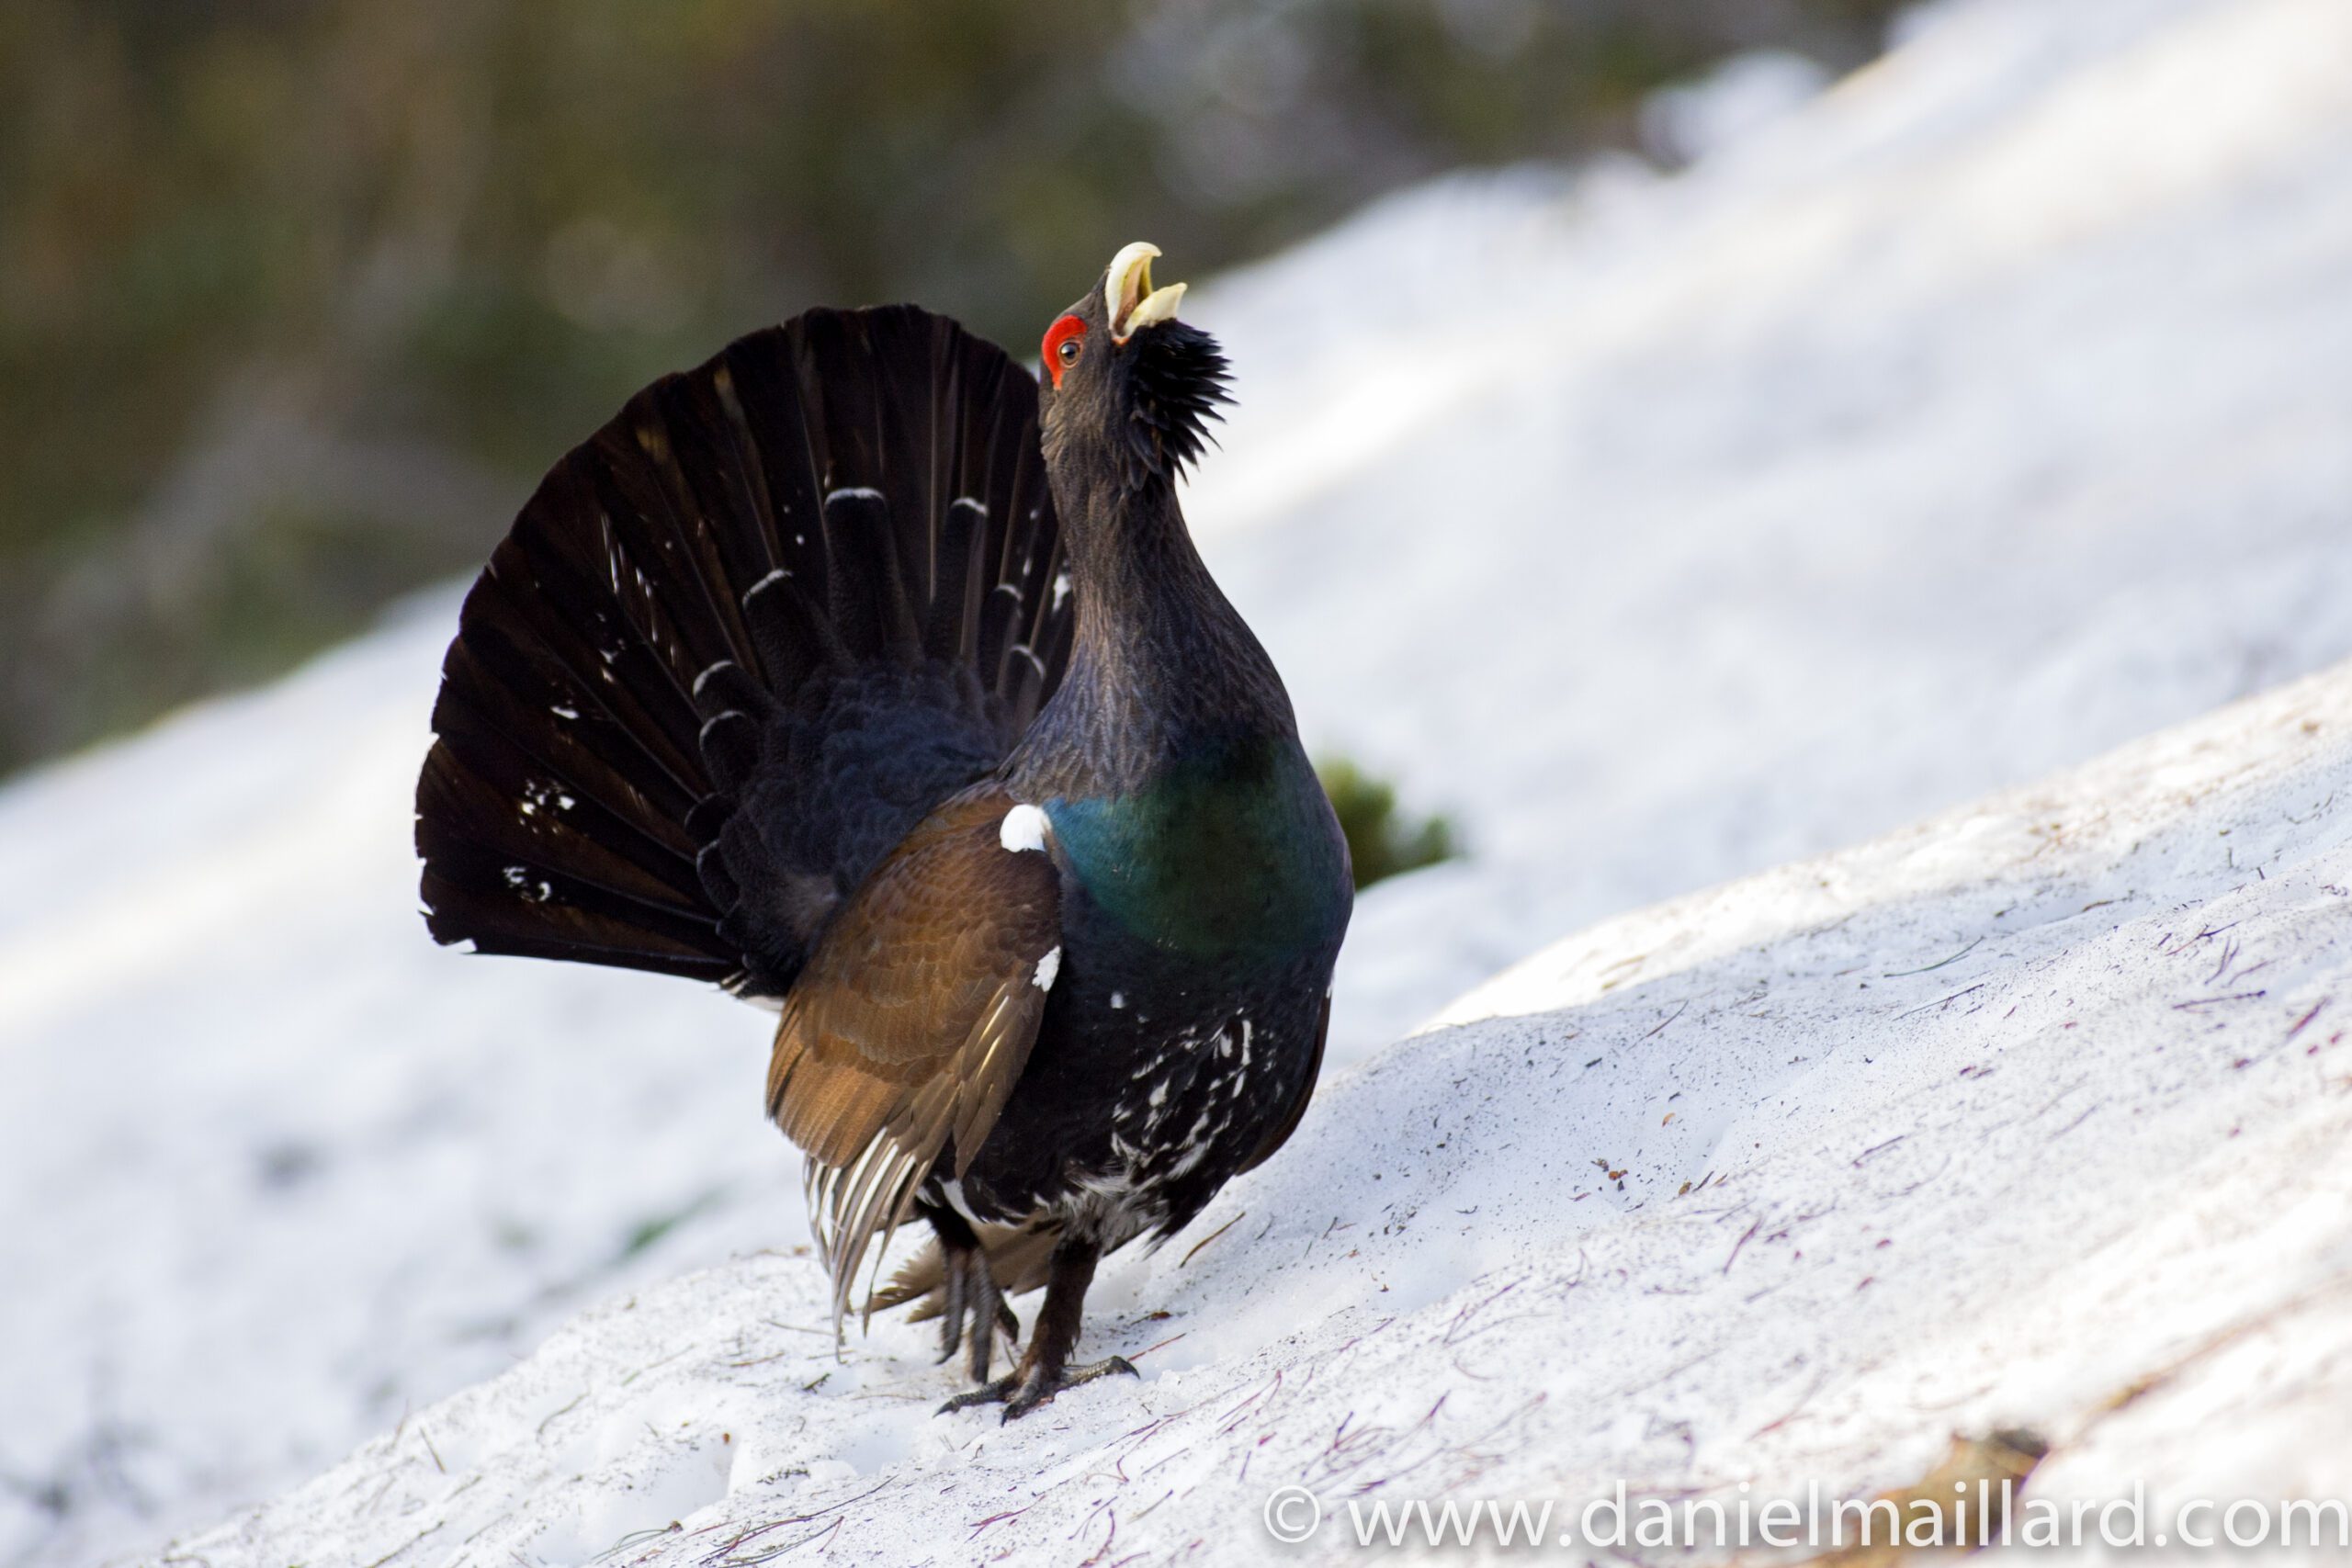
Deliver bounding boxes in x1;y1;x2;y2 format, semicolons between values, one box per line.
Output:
415;306;1072;998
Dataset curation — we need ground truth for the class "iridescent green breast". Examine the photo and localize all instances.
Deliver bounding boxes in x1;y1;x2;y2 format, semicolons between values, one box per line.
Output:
1043;737;1351;965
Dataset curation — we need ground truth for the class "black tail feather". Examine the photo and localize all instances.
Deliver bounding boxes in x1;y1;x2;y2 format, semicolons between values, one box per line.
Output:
417;306;1069;996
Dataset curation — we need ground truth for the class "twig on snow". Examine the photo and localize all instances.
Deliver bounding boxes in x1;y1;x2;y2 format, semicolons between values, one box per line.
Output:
1180;1211;1243;1267
1882;936;1983;977
1723;1217;1762;1274
1895;982;1986;1019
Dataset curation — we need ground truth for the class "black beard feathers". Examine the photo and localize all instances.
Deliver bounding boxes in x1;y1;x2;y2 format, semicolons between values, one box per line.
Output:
1120;321;1232;492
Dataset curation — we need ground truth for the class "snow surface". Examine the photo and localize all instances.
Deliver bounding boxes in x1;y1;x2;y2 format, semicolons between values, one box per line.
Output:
1186;0;2352;1062
158;614;2352;1568
3;0;2350;1561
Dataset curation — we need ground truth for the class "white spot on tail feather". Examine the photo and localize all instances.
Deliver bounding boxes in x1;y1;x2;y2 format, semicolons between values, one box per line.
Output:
1052;571;1073;611
502;865;553;903
518;778;573;820
999;803;1049;853
1033;947;1062;990
826;485;884;503
951;496;987;517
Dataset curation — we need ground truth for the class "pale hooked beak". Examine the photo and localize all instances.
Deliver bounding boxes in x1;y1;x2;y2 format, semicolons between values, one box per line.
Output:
1106;241;1186;343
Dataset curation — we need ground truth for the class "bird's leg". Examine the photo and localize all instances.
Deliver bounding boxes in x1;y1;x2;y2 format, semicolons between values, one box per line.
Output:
921;1203;1018;1383
937;1233;1136;1421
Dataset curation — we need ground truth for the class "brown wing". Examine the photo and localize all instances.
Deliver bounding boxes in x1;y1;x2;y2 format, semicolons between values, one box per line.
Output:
765;784;1061;1326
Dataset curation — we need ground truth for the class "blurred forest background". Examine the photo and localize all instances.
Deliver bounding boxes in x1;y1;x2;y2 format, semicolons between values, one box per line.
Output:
0;0;1902;779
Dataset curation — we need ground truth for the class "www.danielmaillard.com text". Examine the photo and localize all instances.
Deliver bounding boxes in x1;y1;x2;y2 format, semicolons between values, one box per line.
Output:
1261;1481;2352;1551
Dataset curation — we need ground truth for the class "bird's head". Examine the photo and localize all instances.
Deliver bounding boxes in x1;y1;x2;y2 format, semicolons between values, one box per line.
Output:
1037;242;1231;499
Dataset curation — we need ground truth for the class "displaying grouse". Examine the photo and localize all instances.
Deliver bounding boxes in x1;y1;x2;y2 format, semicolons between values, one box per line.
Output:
414;243;1353;1418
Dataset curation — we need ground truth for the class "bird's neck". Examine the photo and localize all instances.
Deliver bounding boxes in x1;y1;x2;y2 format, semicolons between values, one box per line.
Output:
1018;476;1295;795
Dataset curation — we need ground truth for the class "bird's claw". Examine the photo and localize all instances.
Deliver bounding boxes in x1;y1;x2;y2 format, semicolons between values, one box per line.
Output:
935;1355;1138;1422
937;1374;1021;1416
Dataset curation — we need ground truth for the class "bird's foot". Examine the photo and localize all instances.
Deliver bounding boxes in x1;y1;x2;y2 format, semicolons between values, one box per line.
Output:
936;1355;1138;1422
934;1241;1019;1383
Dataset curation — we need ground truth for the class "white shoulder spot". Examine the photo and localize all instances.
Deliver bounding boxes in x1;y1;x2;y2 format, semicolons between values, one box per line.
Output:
999;803;1049;854
1032;946;1062;990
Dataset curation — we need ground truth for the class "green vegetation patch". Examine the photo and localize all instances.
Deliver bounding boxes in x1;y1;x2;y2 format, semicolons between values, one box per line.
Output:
1317;755;1459;891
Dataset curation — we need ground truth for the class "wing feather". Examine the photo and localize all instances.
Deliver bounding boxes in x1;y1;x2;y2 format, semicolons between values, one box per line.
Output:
765;784;1060;1329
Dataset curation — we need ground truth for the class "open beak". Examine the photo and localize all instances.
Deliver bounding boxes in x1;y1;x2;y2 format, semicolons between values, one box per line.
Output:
1106;242;1186;343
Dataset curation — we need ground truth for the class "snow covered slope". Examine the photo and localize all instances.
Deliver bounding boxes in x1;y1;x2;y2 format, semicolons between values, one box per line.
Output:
5;0;2351;1562
166;633;2352;1568
1189;0;2352;1059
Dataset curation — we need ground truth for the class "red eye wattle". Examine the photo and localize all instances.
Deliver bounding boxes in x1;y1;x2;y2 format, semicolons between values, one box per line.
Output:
1043;315;1087;388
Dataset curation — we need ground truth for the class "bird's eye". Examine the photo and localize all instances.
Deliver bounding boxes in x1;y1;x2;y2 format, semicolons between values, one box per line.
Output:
1042;315;1087;389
